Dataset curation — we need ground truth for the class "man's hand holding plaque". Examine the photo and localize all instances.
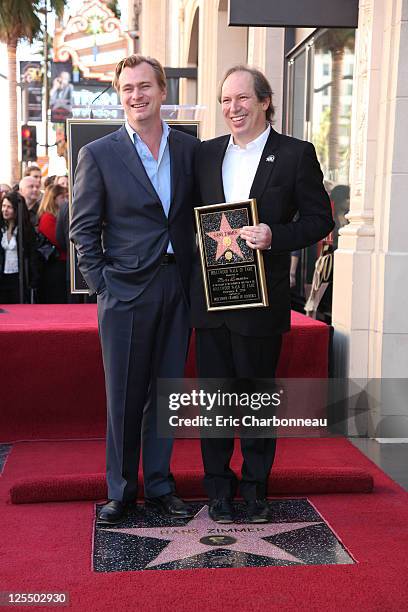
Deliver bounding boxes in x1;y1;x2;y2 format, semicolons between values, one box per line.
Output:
240;222;272;250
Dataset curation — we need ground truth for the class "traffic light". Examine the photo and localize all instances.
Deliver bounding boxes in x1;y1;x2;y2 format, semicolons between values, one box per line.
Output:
21;124;37;162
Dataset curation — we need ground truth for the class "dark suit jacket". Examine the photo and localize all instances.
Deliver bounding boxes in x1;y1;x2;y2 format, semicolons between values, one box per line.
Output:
70;125;199;301
190;128;334;336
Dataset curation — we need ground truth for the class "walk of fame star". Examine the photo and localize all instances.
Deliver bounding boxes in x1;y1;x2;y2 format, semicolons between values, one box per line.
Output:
105;506;320;569
206;213;244;261
93;500;355;572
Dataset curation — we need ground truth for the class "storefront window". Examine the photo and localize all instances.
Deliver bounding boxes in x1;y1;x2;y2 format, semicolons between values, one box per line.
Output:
312;29;355;186
286;28;355;322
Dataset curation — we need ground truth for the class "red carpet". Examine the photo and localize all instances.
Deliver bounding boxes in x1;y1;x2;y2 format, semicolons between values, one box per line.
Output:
0;305;330;442
1;438;407;610
10;467;373;503
8;439;373;503
4;307;406;609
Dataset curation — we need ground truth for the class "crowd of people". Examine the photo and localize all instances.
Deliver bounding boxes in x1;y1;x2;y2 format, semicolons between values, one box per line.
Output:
0;165;72;304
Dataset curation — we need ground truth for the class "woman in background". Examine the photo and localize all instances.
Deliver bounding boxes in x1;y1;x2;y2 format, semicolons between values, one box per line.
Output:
55;175;68;189
38;183;68;303
0;191;39;303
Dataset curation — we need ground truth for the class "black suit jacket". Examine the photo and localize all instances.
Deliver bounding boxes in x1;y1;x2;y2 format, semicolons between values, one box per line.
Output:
190;128;334;336
70;125;199;301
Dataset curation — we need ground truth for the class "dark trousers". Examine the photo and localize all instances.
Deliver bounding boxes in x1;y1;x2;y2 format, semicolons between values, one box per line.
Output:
196;326;282;501
38;260;67;303
98;264;189;502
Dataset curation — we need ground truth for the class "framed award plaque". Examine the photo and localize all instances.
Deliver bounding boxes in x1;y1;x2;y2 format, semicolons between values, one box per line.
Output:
194;199;268;311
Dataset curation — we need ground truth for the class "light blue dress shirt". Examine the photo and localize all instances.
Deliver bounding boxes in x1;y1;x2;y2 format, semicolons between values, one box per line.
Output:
125;120;173;253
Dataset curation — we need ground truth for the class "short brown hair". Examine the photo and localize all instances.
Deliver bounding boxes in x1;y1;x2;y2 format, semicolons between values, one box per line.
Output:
218;64;275;123
24;164;41;177
113;54;167;92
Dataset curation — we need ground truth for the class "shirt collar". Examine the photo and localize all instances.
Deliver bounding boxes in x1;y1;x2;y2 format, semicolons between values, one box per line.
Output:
226;124;271;152
125;120;170;146
1;225;17;236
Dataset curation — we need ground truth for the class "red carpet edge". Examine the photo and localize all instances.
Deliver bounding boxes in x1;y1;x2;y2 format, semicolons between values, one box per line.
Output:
9;467;373;503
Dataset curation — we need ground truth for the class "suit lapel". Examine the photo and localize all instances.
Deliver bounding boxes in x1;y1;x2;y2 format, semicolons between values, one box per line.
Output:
110;126;160;202
211;136;230;203
168;129;182;215
249;128;281;201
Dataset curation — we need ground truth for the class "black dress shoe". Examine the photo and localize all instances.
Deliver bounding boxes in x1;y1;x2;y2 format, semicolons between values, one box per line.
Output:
97;500;130;525
145;494;194;518
246;499;272;523
208;498;234;523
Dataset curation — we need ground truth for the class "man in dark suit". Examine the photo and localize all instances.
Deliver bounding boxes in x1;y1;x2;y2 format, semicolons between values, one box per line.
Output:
70;54;199;525
191;65;334;524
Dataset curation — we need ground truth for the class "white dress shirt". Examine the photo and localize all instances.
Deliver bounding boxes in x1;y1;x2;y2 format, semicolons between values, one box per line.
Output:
222;125;270;202
1;227;19;274
125;120;173;253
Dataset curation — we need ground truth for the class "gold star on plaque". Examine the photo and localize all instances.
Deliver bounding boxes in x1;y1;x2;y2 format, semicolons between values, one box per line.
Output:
206;213;244;261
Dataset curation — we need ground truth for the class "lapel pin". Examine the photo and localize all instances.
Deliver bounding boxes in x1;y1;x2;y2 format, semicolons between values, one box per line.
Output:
266;155;275;163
